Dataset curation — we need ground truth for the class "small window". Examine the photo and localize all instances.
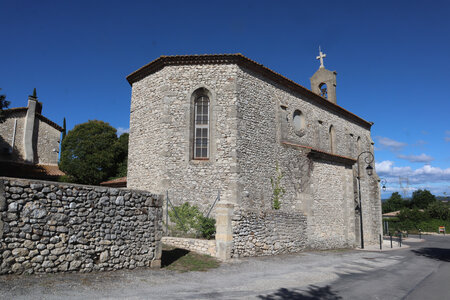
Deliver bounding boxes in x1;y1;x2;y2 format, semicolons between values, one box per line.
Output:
293;110;305;131
193;95;210;159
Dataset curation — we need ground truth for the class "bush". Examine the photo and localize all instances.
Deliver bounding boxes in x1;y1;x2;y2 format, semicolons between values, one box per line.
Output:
426;201;449;220
168;202;216;239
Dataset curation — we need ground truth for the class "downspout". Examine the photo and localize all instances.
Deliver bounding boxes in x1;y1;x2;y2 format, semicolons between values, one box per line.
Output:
10;119;17;154
23;96;37;163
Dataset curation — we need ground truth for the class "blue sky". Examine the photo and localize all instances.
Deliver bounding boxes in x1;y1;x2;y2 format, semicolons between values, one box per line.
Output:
1;0;449;197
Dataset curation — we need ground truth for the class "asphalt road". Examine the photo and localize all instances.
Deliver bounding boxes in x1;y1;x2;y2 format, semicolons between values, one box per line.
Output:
0;235;448;299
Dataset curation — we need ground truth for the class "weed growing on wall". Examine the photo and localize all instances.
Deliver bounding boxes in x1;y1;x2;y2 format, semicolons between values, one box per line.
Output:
271;163;285;210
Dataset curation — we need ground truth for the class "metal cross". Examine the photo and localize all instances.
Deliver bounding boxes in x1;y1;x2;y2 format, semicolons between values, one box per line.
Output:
316;46;326;68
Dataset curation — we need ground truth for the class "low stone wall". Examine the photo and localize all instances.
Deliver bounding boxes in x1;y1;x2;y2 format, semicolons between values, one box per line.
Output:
0;177;163;275
161;236;216;257
231;209;308;257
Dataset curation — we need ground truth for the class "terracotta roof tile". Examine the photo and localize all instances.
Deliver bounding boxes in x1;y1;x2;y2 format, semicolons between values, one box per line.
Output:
0;161;64;180
100;176;127;187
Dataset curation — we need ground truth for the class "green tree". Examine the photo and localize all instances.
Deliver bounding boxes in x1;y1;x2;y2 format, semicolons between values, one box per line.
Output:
410;189;436;209
0;88;11;123
114;133;128;178
382;192;406;213
426;201;449;220
62;117;67;141
59;120;119;185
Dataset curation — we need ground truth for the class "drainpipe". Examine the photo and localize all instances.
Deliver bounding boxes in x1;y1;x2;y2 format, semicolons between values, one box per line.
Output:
10;119;17;154
23;96;37;163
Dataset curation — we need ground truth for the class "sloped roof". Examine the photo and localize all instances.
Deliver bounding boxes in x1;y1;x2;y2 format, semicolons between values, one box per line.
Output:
0;161;64;180
5;107;63;131
126;54;372;129
100;176;127;188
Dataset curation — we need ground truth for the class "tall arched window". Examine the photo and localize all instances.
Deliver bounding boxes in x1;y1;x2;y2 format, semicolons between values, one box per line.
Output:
194;95;210;159
329;125;335;153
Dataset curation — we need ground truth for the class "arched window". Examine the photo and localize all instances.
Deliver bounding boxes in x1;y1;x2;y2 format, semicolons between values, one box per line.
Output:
194;95;210;159
319;83;328;99
329;125;335;153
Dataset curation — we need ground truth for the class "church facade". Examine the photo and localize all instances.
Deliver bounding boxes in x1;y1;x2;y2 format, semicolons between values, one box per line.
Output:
126;53;382;258
0;92;64;180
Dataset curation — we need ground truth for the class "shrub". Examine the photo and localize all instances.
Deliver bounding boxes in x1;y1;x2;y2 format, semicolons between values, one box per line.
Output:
168;202;216;239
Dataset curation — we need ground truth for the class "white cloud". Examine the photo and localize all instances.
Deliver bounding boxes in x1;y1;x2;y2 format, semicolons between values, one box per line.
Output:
117;127;129;136
445;131;450;142
375;136;407;152
375;160;450;184
397;153;434;163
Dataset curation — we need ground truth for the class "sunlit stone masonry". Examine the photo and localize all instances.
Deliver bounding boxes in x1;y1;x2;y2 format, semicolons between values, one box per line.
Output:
0;177;162;274
126;52;382;259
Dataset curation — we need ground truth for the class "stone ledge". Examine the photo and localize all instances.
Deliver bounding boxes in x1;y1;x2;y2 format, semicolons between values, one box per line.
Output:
162;236;216;257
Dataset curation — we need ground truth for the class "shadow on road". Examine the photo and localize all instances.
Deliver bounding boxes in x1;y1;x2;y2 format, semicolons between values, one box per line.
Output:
257;285;341;300
161;248;189;267
412;247;450;262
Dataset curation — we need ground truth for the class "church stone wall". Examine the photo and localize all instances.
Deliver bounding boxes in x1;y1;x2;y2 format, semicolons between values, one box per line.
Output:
127;64;240;210
35;119;60;165
0;110;26;162
234;66;381;249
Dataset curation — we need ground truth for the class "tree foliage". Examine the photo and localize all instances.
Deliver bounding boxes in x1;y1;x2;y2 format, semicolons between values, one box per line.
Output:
410;189;436;209
114;133;128;177
382;192;407;213
426;201;449;220
59;120;126;185
0;88;11;123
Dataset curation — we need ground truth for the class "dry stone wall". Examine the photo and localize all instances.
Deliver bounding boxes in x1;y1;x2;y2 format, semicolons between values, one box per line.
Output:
0;177;162;275
231;209;307;257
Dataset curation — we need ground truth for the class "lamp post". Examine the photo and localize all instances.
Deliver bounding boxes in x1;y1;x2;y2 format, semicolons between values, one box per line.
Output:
380;178;387;192
356;150;374;249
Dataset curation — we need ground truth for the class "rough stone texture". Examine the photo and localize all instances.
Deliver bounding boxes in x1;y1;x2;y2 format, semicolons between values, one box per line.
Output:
161;237;216;257
0;110;26;162
0;177;163;275
231;209;307;257
34;117;61;165
0;98;61;165
127;56;382;258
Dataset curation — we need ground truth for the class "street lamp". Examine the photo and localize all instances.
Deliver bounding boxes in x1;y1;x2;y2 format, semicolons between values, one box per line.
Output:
356;150;375;249
380;178;387;192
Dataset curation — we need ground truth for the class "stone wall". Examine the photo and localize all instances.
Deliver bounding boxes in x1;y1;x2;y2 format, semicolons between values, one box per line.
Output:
0;110;26;162
234;65;382;247
127;64;240;212
0;177;162;275
161;236;216;257
231;209;307;257
35;118;61;165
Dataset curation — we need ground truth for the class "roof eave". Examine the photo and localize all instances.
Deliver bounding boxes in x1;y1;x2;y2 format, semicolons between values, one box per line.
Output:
126;54;372;129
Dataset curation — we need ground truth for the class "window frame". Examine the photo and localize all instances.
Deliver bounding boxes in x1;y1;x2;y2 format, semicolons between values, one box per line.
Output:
193;95;210;160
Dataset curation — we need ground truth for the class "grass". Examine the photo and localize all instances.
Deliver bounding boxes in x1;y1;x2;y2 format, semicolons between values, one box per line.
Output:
161;244;220;272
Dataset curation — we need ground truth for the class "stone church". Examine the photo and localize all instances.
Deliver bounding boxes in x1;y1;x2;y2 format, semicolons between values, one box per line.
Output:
0;92;64;180
126;52;382;259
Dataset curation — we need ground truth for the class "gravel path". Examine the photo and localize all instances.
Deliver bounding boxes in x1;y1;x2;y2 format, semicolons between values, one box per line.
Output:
1;235;448;299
